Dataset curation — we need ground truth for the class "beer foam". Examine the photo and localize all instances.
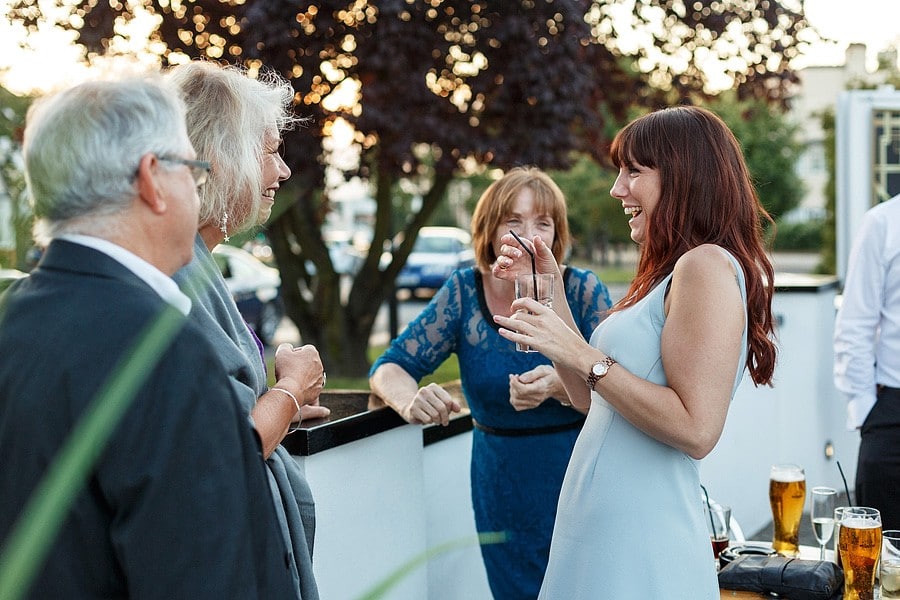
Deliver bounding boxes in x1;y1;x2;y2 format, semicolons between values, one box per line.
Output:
842;516;880;529
771;467;804;482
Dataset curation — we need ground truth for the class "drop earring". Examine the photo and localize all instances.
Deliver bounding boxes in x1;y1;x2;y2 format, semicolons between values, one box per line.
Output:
220;212;230;242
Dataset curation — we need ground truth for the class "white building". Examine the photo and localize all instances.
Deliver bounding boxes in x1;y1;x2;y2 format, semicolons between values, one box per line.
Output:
788;44;897;222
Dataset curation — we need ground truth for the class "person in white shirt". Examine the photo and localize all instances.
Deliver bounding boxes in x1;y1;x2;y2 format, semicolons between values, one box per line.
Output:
834;192;900;530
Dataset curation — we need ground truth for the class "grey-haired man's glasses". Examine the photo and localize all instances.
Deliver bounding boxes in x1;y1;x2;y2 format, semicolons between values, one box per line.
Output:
158;156;211;187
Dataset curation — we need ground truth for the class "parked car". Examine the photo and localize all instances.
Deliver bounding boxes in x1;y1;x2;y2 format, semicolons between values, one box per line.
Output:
384;226;475;297
305;230;366;276
212;244;284;346
324;229;365;275
0;268;27;294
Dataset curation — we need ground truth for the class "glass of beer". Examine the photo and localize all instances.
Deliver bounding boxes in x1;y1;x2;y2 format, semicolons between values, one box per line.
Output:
839;506;882;600
882;530;900;599
769;464;806;556
834;506;850;567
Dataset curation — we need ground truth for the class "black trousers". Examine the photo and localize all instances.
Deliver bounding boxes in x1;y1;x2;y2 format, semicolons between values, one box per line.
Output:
856;385;900;531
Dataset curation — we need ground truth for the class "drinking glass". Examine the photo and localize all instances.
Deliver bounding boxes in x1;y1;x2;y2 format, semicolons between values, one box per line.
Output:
704;503;731;569
834;506;850;567
810;486;836;560
882;530;900;599
769;464;806;556
513;273;554;352
839;506;882;600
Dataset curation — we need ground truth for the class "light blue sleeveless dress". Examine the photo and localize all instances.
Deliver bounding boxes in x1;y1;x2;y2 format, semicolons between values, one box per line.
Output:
538;248;748;600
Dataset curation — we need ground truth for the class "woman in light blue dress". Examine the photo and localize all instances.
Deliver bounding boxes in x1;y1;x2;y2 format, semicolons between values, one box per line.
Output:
492;106;778;599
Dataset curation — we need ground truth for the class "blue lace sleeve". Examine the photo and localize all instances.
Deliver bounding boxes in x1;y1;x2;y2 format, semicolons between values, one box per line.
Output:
369;270;466;382
565;267;612;340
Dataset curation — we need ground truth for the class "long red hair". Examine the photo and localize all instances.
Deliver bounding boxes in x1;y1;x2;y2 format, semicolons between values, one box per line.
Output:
610;106;776;386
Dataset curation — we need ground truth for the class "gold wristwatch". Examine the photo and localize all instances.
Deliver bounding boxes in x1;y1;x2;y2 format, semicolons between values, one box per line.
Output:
586;356;617;389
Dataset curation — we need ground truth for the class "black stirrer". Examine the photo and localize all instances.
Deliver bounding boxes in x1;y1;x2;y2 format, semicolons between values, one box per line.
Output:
508;230;538;301
836;460;853;506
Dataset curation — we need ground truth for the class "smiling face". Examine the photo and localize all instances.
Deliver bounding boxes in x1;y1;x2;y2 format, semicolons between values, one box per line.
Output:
492;186;556;259
610;161;661;245
258;126;291;225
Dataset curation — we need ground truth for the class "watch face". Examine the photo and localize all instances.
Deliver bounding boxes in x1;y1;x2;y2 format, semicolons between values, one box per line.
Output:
592;362;608;377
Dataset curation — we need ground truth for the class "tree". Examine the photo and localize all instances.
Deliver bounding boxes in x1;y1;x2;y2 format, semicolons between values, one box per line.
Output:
0;86;31;270
8;0;815;376
707;93;804;222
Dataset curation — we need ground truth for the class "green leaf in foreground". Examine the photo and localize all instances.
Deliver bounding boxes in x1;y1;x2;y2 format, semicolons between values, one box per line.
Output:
355;531;507;600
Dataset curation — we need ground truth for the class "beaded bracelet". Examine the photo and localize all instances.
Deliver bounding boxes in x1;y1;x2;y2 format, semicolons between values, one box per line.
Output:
271;387;302;434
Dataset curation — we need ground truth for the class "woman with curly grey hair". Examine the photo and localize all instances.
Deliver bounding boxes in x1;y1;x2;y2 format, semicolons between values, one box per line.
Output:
167;60;327;600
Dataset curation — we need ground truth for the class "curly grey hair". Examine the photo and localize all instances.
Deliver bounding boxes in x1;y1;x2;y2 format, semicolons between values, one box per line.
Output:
166;61;301;235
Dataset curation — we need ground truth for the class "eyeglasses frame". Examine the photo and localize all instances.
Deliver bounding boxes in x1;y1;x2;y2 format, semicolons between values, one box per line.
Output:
157;155;211;187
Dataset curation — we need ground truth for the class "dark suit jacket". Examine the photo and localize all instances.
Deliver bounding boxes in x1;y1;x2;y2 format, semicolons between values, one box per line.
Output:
0;240;295;599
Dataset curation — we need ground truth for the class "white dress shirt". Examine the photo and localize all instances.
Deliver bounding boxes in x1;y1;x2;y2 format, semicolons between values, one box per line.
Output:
834;194;900;429
57;234;192;316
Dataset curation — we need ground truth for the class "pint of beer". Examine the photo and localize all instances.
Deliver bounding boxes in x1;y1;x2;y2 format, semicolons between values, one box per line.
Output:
839;507;882;600
769;464;806;556
834;506;850;568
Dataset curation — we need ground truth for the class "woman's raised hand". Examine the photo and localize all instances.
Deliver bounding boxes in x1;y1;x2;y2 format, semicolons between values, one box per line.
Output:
491;232;561;282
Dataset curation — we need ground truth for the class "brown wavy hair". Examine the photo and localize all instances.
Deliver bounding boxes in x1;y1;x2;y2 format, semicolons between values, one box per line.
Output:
610;106;776;386
471;166;570;272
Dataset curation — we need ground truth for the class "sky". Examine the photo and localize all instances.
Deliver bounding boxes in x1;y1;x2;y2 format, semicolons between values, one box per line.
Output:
797;0;900;69
1;0;899;95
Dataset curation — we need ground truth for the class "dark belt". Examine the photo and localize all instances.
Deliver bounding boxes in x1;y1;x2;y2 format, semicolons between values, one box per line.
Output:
472;417;585;437
878;385;900;398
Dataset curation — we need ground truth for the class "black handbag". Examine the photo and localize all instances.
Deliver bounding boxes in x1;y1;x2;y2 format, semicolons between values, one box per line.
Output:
717;555;843;600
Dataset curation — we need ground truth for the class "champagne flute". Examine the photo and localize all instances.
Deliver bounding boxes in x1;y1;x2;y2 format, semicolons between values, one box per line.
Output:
811;486;837;560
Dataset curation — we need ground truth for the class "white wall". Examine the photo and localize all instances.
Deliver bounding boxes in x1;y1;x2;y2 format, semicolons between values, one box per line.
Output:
297;279;853;595
701;275;859;537
423;433;492;599
298;425;429;600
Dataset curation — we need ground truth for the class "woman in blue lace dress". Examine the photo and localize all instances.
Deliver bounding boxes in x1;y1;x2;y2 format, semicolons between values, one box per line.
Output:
369;167;612;599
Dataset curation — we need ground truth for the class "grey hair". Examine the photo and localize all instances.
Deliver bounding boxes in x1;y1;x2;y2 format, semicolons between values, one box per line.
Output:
24;75;191;243
166;61;300;235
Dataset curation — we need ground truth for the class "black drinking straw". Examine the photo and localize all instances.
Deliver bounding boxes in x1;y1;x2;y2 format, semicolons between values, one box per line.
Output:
508;230;538;301
700;483;716;533
836;460;854;506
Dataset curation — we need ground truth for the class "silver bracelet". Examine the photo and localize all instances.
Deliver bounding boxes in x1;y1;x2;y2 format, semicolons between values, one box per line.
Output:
271;387;302;433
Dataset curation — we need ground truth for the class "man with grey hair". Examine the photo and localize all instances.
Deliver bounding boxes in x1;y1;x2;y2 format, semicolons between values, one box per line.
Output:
0;76;294;598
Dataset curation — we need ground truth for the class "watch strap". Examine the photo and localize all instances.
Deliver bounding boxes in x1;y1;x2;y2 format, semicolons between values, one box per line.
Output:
586;356;617;389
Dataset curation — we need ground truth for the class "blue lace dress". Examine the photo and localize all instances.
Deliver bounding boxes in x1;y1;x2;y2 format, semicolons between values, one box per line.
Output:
371;267;611;599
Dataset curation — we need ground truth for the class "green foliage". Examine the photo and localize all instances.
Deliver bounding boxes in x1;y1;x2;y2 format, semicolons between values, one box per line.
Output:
550;155;624;263
818;109;837;275
771;219;824;251
707;94;805;223
0;86;32;270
